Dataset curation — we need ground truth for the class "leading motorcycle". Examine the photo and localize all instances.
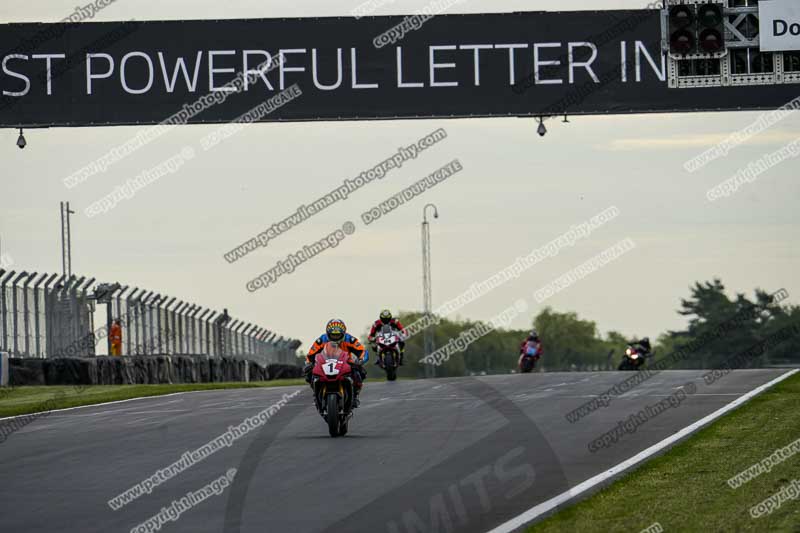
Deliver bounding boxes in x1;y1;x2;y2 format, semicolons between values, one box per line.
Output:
311;342;356;437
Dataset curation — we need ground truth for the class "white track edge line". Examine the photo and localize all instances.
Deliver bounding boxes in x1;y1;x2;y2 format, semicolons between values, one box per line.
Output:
487;368;800;533
0;384;304;423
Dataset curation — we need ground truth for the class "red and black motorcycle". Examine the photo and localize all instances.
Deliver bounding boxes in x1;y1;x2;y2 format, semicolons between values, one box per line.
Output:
375;325;402;381
311;342;356;437
518;341;541;373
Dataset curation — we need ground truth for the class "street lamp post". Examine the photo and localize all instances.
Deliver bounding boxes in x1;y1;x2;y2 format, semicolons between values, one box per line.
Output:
422;203;439;378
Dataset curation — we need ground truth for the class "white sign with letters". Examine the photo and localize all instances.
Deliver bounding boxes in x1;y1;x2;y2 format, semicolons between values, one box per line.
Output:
760;0;800;52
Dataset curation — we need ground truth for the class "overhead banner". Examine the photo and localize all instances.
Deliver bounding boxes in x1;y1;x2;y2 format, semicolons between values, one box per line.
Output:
1;11;797;127
759;0;800;52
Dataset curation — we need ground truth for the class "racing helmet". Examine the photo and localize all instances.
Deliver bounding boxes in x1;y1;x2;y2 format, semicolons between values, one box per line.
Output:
379;309;393;324
326;319;346;342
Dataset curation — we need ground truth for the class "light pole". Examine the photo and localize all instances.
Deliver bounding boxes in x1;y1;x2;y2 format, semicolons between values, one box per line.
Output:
422;203;439;378
60;201;75;277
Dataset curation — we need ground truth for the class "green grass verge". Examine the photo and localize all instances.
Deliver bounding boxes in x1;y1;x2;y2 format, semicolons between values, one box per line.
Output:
529;371;800;533
0;380;306;418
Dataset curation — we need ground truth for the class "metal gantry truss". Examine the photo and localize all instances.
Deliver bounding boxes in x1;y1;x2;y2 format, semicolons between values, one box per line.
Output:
662;0;800;88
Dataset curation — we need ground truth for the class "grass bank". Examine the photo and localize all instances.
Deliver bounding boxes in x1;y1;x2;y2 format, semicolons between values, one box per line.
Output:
530;371;800;533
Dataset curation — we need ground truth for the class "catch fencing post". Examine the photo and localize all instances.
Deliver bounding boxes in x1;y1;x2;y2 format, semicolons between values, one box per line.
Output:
131;289;145;355
146;294;161;355
0;350;8;386
79;277;95;355
198;309;211;355
173;302;187;354
21;272;37;357
185;305;197;354
163;298;177;355
0;270;11;353
172;301;185;354
11;271;28;357
68;276;86;352
190;306;202;354
33;274;52;357
234;321;244;355
154;294;165;355
215;310;230;356
244;324;255;355
124;289;139;355
115;286;130;356
228;320;238;355
44;275;65;357
139;291;154;355
206;311;217;356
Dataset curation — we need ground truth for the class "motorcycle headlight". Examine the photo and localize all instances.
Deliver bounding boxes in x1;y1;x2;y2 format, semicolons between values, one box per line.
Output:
631;354;639;360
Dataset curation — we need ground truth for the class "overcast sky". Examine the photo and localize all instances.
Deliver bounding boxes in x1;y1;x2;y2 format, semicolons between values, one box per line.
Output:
1;0;798;349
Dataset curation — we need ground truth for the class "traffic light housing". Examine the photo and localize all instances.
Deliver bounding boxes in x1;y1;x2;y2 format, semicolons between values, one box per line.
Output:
668;2;726;57
669;5;696;55
697;3;724;54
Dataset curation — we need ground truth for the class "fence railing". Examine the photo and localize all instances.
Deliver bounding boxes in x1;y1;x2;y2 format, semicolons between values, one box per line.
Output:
0;269;301;365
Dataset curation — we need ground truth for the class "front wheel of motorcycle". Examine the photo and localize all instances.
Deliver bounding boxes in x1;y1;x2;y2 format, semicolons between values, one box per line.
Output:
327;394;340;438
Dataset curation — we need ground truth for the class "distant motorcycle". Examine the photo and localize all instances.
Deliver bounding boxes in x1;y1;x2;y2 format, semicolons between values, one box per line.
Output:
518;341;540;373
619;344;646;371
375;325;402;381
311;342;356;437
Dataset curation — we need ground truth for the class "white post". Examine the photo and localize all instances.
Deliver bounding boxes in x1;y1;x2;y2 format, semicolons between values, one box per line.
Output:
0;351;9;387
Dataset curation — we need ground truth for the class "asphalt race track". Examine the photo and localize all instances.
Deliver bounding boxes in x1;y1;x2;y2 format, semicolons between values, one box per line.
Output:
0;369;789;533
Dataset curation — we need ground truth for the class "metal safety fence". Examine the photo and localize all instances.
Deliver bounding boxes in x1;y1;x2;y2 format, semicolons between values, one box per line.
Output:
0;269;301;365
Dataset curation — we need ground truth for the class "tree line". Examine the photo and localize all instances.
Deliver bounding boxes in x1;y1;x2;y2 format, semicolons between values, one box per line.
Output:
354;279;799;377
